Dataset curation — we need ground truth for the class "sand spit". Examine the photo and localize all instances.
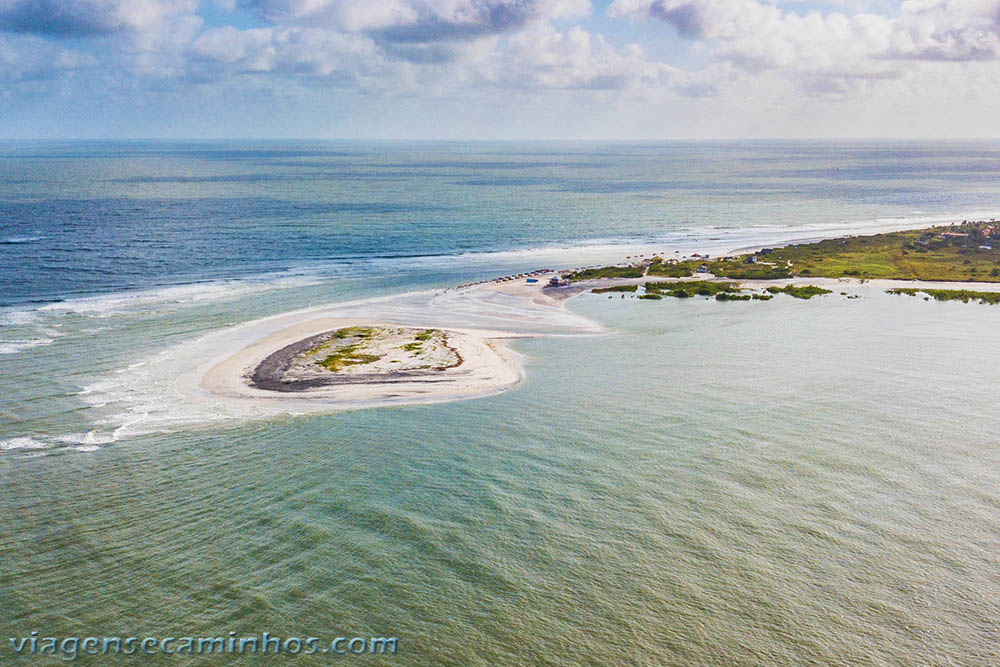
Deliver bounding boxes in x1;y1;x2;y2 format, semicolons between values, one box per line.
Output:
201;317;526;407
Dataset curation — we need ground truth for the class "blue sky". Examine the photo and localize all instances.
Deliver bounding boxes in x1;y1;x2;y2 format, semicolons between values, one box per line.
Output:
1;0;998;139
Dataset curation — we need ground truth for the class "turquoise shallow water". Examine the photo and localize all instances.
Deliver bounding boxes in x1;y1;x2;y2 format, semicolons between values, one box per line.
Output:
3;142;1000;664
4;290;1000;664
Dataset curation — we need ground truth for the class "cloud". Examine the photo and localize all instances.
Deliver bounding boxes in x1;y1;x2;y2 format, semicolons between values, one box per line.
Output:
191;25;394;85
0;32;94;89
0;0;199;37
4;0;1000;138
487;22;713;92
239;0;590;38
607;0;1000;99
612;0;1000;66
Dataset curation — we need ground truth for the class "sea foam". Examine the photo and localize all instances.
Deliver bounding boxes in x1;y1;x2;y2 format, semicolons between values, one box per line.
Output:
0;437;50;451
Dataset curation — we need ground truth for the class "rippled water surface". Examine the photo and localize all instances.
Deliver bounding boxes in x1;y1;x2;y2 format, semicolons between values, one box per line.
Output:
2;142;1000;664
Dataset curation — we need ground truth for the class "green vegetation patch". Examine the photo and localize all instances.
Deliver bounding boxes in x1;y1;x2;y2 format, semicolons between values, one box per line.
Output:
317;345;383;371
645;280;743;299
592;285;638;294
646;262;694;278
332;326;374;340
715;292;752;301
706;260;791;280
402;329;444;353
887;287;1000;304
762;220;1000;282
637;293;662;300
566;265;645;281
765;285;833;299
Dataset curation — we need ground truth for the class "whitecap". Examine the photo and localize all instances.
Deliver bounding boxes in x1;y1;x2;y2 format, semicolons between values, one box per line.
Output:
0;437;50;451
0;309;40;326
1;235;43;244
55;430;117;447
0;337;54;355
34;274;324;318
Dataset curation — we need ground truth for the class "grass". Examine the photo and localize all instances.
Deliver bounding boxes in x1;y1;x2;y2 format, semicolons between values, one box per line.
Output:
332;326;374;339
646;262;694;278
566;265;645;281
706;260;791;280
317;344;383;371
592;285;638;293
887;287;1000;304
715;292;752;301
765;285;832;299
572;222;1000;293
637;293;662;300
763;222;1000;282
314;327;449;372
645;280;743;299
402;329;444;353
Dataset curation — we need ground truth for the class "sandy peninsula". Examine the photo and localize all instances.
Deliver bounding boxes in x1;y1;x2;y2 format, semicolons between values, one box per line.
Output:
198;220;1000;414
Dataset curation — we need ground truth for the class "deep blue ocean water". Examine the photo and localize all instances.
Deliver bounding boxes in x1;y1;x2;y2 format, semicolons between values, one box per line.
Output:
4;140;1000;305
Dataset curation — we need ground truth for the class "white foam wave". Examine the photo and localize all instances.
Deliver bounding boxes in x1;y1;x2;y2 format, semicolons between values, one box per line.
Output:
0;309;41;326
0;272;324;358
0;430;118;455
76;283;602;439
37;275;322;318
401;209;1000;271
1;235;43;244
12;207;1000;437
0;437;50;451
0;337;55;355
55;430;118;447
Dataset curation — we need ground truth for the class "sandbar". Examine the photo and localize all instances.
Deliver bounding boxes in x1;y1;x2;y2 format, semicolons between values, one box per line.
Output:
201;317;525;407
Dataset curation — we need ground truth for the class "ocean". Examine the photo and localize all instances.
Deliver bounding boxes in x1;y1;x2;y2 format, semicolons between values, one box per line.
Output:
2;141;999;664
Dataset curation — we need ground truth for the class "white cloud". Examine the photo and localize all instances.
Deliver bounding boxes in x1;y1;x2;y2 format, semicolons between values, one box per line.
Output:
609;0;1000;86
486;22;705;91
4;0;1000;137
239;0;591;37
0;32;94;89
0;0;199;36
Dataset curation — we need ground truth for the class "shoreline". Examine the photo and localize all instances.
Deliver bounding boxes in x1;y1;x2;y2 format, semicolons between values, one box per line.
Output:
200;317;526;408
183;217;1000;417
198;258;1000;412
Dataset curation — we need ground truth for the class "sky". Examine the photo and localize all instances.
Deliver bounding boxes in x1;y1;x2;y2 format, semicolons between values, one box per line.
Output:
1;0;1000;139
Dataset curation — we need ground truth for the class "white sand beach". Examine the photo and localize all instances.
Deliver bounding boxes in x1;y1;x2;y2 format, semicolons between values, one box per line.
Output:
200;317;526;407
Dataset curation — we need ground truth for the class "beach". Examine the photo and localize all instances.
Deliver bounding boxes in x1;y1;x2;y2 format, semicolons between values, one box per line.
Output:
191;257;1000;415
5;141;1000;666
200;317;525;407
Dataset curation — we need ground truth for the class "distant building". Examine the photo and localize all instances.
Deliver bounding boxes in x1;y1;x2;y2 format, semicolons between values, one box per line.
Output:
696;264;709;273
744;256;758;264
